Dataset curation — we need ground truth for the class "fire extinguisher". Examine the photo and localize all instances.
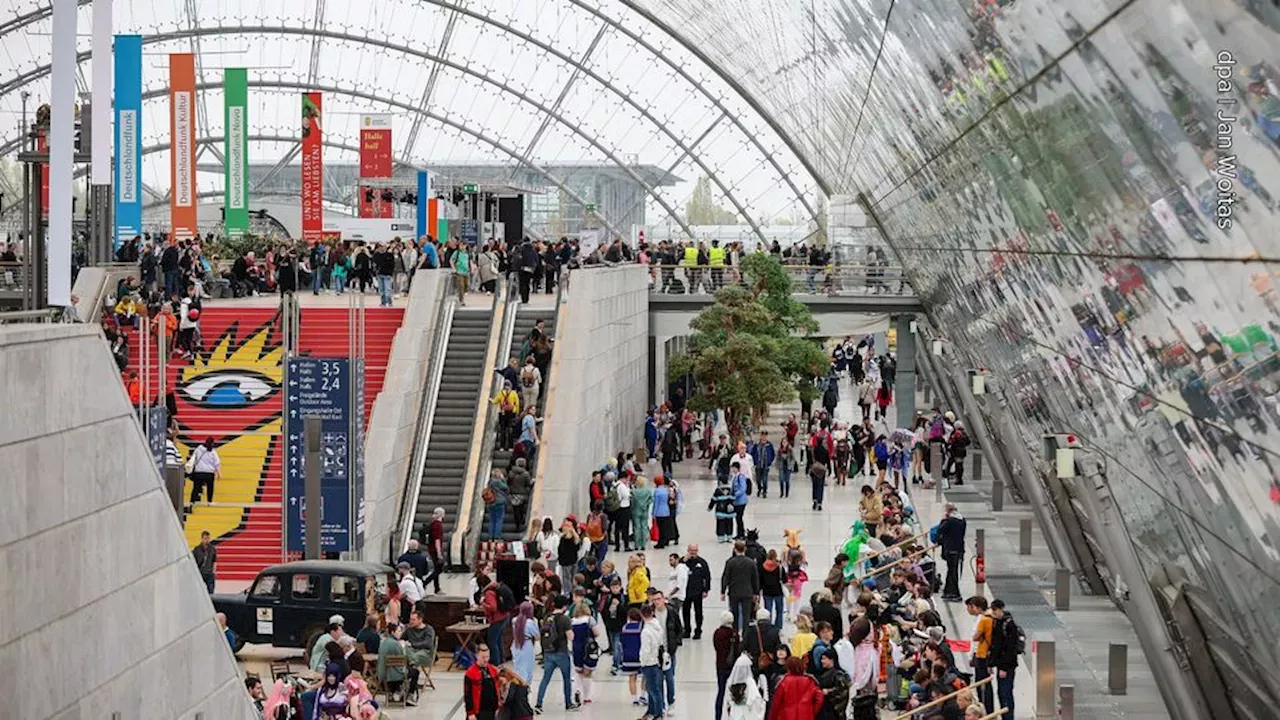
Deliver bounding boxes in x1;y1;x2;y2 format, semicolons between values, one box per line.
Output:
974;554;987;585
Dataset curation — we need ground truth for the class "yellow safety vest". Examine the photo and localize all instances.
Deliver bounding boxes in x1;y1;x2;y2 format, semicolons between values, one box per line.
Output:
708;247;725;266
682;247;698;266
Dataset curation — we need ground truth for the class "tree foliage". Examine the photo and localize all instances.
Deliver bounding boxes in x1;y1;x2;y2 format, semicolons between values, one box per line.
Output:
684;175;738;225
669;253;829;440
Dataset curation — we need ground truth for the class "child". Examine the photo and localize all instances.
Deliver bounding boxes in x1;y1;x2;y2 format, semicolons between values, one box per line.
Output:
709;478;736;543
789;615;817;658
619;607;645;705
785;550;808;622
570;605;599;704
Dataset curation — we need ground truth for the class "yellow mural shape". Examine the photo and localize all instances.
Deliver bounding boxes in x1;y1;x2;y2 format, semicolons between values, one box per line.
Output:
180;417;282;548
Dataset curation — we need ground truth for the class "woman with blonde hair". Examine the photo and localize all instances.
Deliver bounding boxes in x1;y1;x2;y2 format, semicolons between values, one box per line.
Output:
499;665;535;720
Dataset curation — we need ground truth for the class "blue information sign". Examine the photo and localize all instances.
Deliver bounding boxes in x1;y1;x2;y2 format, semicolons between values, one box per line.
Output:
285;358;353;553
461;218;479;247
146;406;168;472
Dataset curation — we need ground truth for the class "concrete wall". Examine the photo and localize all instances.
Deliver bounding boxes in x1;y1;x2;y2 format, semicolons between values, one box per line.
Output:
361;269;450;562
0;324;255;720
539;265;649;522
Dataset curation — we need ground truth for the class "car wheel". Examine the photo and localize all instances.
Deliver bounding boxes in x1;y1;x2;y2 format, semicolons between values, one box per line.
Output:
302;622;327;661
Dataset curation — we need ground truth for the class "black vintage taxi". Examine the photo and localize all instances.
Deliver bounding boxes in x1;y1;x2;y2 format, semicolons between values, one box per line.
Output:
213;560;395;654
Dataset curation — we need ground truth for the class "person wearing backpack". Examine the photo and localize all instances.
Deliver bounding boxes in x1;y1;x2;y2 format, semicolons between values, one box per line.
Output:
480;579;515;665
483;469;509;540
729;461;751;540
585;501;610;562
536;596;579;712
946;421;972;485
988;599;1023;718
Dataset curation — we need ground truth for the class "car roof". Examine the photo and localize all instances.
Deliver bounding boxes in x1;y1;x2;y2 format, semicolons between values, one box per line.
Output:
260;560;395;577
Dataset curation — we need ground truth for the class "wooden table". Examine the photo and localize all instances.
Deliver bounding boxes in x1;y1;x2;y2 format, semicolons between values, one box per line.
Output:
444;621;489;671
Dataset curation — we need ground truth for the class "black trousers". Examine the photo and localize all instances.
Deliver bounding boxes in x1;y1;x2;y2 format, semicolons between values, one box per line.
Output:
611;509;631;548
518;271;533;303
944;551;964;598
682;593;704;634
734;504;747;538
425;554;443;593
189;471;215;503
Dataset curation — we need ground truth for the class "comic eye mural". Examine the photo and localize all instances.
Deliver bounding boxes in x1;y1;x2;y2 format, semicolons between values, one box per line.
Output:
175;321;284;553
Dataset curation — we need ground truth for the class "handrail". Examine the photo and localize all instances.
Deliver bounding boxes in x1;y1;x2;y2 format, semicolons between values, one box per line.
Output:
526;272;569;537
449;277;509;566
851;544;939;586
858;530;931;565
395;276;455;557
892;675;994;720
462;275;521;567
0;307;61;323
979;710;1010;720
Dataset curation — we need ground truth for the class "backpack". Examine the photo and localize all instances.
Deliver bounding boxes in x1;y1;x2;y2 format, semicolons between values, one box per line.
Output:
812;435;831;465
604;485;622;513
586;513;605;541
999;616;1027;656
928;415;946;440
541;614;566;648
521;367;536;388
806;639;828;675
496;582;516;613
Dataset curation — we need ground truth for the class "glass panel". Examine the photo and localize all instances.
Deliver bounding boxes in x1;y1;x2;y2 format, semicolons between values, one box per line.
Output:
291;574;321;600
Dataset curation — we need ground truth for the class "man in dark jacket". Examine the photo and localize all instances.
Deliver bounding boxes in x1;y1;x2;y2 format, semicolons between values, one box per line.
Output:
161;239;181;297
516;237;538;303
463;642;501;720
720;540;760;631
987;599;1022;718
936;503;967;601
741;606;780;671
397;539;431;579
682;543;713;639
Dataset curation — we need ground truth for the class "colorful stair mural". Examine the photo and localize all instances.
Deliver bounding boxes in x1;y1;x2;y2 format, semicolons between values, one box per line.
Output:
121;303;404;581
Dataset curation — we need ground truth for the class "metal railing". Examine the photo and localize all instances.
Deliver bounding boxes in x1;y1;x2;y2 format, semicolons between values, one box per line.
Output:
448;276;509;567
394;280;456;558
645;261;910;296
0;261;26;295
0;307;60;324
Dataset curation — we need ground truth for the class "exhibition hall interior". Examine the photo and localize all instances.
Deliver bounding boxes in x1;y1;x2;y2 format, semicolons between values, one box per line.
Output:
1;0;1278;718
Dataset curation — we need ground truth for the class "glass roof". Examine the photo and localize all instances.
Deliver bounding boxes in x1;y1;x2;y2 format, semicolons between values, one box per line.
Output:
0;0;825;236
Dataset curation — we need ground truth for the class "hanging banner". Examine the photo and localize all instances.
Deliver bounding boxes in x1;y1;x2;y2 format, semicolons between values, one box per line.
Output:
428;198;439;240
90;0;113;185
301;92;324;244
169;53;197;240
38;129;49;219
113;34;142;249
223;68;249;237
47;0;76;307
416;170;429;239
359;114;393;218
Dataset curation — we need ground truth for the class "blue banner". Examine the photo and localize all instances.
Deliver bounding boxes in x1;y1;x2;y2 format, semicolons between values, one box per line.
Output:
285;358;354;553
146;406;168;472
353;358;366;553
416;170;429;241
113;35;143;250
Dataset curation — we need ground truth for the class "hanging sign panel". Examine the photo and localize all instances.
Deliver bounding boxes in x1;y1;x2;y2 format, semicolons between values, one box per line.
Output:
169;53;197;239
224;68;249;237
301;93;324;244
359;114;393;219
113;34;142;249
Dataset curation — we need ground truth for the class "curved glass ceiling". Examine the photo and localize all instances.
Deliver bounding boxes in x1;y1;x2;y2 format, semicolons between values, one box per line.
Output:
0;0;824;237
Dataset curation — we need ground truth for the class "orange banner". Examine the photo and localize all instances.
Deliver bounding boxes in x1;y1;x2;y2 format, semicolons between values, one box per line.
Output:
169;53;197;239
427;198;439;239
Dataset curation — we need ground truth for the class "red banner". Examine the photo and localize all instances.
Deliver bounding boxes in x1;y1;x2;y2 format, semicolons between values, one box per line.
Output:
359;114;393;219
301;93;324;243
38;129;49;218
169;53;198;239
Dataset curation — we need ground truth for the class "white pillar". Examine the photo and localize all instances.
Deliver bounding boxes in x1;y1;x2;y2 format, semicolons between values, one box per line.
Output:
91;0;113;183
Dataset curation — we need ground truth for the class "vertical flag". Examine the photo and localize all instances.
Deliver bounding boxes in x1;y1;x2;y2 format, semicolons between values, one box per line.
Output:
358;114;393;218
113;34;142;249
169;53;197;240
223;68;249;237
301;92;324;244
416;170;429;240
38;130;49;219
428;198;439;241
90;0;113;185
47;0;76;307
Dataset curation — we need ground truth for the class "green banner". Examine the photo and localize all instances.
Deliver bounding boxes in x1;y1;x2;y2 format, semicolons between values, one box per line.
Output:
223;68;249;236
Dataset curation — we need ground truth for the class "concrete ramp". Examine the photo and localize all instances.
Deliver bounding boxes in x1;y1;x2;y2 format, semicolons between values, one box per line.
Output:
0;324;255;720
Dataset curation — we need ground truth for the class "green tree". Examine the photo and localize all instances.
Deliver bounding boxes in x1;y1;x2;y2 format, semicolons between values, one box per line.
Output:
669;253;829;440
684;175;738;225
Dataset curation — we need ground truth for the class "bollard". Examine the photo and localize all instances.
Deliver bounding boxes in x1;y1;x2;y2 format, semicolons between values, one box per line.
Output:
991;477;1004;511
1109;643;1128;695
1059;684;1075;720
931;442;944;501
1055;568;1071;611
1019;517;1033;555
972;451;983;481
1036;639;1056;719
975;529;986;596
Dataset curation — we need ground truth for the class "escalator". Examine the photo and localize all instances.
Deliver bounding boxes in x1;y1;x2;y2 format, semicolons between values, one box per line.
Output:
489;307;557;541
411;307;494;549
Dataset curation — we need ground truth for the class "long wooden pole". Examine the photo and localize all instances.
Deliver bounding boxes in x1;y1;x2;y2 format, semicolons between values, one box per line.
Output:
858;529;929;565
892;674;994;720
852;543;938;586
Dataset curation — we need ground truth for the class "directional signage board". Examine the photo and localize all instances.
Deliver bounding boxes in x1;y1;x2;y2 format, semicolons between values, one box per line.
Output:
146;406;168;472
462;182;479;194
461;218;479;247
353;358;367;553
285;358;353;553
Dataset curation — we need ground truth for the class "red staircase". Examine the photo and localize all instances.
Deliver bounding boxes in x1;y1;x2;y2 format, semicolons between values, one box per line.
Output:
117;302;404;582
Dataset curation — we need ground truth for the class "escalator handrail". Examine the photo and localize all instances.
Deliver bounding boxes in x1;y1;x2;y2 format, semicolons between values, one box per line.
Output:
461;274;521;567
394;275;455;557
449;277;511;566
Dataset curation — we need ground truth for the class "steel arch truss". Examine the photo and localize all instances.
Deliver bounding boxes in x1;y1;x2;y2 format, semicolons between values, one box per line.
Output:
0;0;826;238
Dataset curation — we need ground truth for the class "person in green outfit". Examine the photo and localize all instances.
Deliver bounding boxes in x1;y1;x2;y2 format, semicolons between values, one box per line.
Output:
630;475;654;550
452;242;471;304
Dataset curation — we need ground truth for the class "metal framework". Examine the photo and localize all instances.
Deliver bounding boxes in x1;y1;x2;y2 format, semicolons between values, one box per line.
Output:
0;0;823;237
400;0;462;157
